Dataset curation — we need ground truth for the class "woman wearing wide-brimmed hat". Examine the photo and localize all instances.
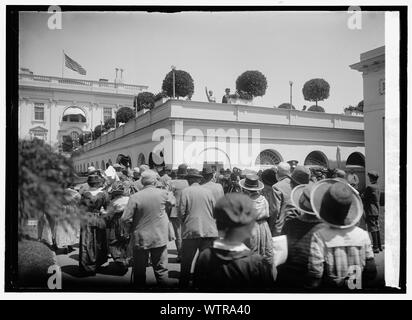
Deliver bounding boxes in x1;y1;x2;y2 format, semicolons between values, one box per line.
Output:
239;174;274;267
306;179;377;289
277;183;324;288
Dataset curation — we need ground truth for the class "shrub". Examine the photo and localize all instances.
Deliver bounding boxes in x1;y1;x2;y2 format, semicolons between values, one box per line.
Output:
302;78;330;106
235;70;268;98
18;139;78;236
162;69;194;99
308;105;325;112
104;118;116;131
134;92;155;111
94;124;104;139
116;107;135;124
277;103;295;110
154;91;168;102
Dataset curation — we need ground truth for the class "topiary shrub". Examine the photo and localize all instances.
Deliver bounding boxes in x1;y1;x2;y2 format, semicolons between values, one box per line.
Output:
235;70;268;99
162;69;194;99
116;107;135;124
307;105;325;112
302;78;330;107
134;92;155;112
277;103;295;110
154;91;168;102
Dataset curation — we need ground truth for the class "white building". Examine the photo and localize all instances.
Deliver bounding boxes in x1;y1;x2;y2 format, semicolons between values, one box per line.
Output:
71;99;366;189
18;68;148;149
350;46;385;189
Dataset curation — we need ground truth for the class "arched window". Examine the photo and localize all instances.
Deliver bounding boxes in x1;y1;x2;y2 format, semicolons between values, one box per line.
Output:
304;151;329;167
255;149;283;166
346;152;365;167
62;107;87;122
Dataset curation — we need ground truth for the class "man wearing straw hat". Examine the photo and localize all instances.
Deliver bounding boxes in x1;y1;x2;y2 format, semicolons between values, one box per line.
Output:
306;179;377;289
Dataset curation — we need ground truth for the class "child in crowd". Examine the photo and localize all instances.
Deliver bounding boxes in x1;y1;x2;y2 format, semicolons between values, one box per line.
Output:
306;180;377;290
193;193;277;290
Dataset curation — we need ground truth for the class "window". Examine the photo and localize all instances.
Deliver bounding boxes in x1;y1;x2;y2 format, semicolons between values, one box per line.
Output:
33;132;46;140
34;103;45;121
104;107;112;122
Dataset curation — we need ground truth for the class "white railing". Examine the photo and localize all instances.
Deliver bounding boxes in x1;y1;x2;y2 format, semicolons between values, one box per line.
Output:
19;73;148;92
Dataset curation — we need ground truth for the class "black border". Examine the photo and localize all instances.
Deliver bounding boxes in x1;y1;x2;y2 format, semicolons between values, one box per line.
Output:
5;5;407;294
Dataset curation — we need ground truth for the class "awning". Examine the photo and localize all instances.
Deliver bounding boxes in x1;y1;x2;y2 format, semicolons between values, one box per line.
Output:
63;107;86;118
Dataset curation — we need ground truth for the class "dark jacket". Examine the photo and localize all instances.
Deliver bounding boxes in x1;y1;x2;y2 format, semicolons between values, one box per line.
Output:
362;183;380;217
272;177;293;236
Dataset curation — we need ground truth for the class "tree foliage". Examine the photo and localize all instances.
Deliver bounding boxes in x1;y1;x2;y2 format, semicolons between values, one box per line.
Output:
302;78;330;106
62;135;73;152
94;124;104;138
116;107;135;124
134;92;155;111
104;118;116;131
154;91;168;102
236;70;268;98
18;139;78;236
277;103;295;110
162;70;194;99
307;105;325;112
357;100;364;112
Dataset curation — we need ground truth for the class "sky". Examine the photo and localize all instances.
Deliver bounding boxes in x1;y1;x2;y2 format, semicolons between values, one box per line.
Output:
19;10;385;113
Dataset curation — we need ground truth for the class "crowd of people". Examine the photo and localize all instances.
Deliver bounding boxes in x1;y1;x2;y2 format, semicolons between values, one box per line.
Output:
39;160;383;290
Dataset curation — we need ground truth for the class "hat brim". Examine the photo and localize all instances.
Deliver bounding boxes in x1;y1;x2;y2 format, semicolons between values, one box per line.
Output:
310;178;363;229
239;179;264;191
290;184;316;216
186;174;203;179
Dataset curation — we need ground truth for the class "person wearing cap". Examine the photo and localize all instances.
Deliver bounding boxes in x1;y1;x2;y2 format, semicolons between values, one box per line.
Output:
222;88;231;103
178;168;218;288
168;164;189;262
105;181;131;273
361;170;382;253
277;183;324;288
306;179;377;289
193;193;276;289
239;174;274;267
287;160;298;173
271;165;310;236
201;166;224;203
121;170;175;287
78;174;110;276
260;168;278;240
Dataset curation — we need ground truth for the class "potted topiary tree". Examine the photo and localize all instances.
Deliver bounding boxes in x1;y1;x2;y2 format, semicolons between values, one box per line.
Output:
161;69;194;101
277;103;295;110
230;70;268;105
302;78;330;107
154;91;169;107
307;105;325;112
134;92;155;117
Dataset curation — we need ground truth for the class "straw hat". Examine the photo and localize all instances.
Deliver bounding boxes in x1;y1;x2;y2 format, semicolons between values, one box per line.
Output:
310;179;363;229
186;168;203;179
239;174;264;191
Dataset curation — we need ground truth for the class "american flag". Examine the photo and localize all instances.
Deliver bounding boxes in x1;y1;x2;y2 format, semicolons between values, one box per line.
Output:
64;53;86;75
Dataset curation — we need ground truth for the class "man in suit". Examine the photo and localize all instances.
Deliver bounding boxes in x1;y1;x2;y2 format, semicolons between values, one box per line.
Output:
168;164;189;262
222;88;231;103
179;169;218;287
201;166;224;203
121;170;175;287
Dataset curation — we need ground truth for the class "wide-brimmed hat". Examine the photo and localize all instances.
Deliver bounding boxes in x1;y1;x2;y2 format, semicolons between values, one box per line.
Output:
289;165;311;185
310;179;363;229
177;163;188;177
214;193;258;229
291;183;315;215
186;168;203;179
261;168;277;186
239;174;264;191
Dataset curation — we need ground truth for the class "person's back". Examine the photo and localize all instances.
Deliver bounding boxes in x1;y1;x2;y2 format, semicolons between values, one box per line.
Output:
202;180;224;203
308;225;376;288
194;244;275;290
363;183;380;217
179;184;217;239
272;177;292;235
123;186;170;249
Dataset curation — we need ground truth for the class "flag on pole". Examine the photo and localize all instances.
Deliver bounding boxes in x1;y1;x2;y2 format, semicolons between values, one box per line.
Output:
64;53;86;75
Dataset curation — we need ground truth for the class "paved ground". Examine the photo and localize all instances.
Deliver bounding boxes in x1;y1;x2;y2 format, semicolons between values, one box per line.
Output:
55;241;385;291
